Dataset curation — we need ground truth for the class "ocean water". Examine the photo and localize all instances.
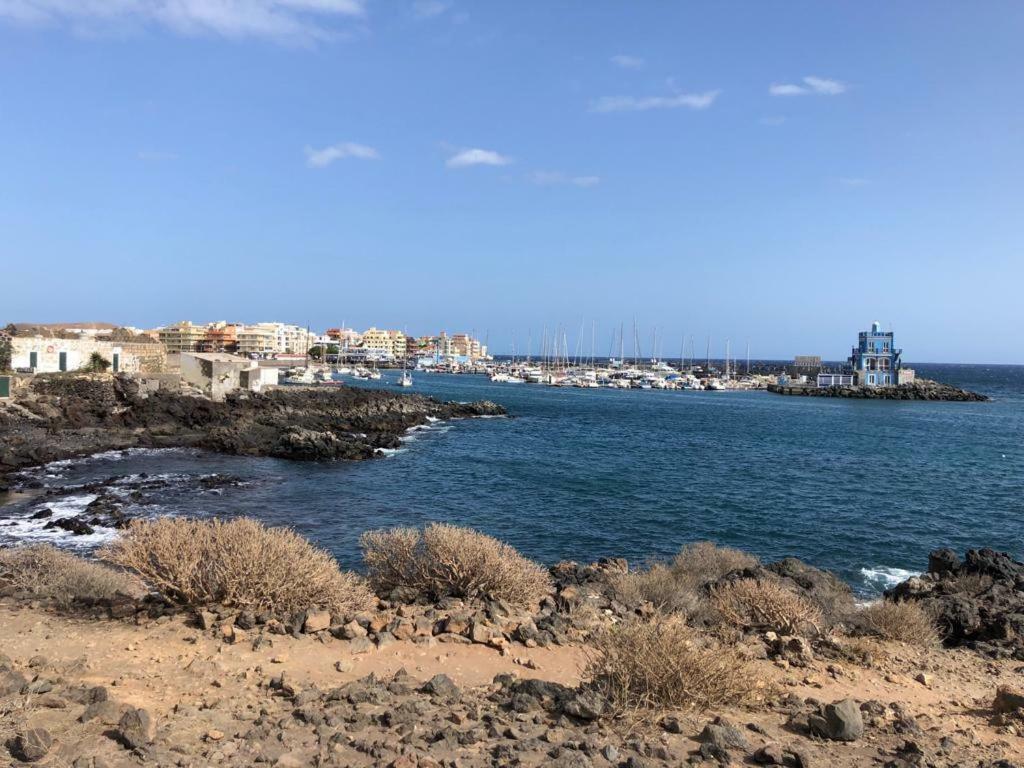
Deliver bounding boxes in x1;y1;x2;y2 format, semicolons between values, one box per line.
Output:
3;363;1022;595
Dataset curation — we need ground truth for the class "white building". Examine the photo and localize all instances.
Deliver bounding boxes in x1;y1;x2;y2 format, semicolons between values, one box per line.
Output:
180;352;277;401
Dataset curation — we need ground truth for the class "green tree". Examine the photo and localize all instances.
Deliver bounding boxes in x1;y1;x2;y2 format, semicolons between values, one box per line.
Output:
85;351;111;373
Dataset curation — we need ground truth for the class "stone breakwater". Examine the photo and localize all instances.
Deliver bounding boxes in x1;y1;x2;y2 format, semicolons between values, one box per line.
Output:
0;374;505;485
767;378;989;401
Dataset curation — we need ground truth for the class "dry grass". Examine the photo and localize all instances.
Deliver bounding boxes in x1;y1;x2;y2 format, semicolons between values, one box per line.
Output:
0;545;143;607
100;517;375;617
360;523;552;607
858;599;940;647
613;541;758;613
585;613;760;714
671;541;758;590
709;578;823;636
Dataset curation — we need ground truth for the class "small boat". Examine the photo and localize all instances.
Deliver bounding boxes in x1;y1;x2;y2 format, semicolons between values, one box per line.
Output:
397;371;413;387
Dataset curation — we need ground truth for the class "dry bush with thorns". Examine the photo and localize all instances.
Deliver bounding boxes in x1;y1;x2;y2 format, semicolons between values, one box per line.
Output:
586;613;760;714
0;544;142;607
670;541;758;591
613;541;758;613
858;599;940;647
361;523;552;607
709;578;823;636
101;517;375;616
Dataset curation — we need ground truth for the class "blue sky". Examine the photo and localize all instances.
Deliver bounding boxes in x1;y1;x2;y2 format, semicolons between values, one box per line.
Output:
1;1;1021;363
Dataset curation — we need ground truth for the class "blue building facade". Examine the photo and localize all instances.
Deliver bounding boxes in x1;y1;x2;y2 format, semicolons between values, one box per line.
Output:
849;321;902;387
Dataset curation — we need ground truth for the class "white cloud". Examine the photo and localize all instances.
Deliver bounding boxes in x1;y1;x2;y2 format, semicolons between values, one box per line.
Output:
590;90;719;113
305;142;379;168
610;54;644;70
769;75;847;96
0;0;366;43
446;148;510;168
529;171;600;188
411;0;451;18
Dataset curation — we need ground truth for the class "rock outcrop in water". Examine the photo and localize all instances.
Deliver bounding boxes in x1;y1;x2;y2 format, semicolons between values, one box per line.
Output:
887;547;1024;659
0;374;504;481
768;378;989;401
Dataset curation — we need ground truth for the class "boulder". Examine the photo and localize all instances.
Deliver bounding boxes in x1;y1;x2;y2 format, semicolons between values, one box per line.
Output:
809;699;863;742
13;728;53;762
421;674;460;702
303;610;331;633
928;548;960;575
0;669;27;696
994;685;1024;715
117;707;156;749
697;718;750;752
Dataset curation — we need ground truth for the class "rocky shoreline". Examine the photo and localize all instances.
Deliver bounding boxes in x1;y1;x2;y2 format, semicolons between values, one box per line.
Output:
767;379;989;401
0;374;505;487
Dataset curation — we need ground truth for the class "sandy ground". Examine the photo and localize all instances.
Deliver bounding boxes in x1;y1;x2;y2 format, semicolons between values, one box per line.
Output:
2;603;1023;767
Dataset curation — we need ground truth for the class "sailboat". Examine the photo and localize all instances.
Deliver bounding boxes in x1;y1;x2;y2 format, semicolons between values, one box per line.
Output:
396;351;413;387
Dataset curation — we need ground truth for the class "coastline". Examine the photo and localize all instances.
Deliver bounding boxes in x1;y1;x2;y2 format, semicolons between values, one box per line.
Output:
0;374;505;486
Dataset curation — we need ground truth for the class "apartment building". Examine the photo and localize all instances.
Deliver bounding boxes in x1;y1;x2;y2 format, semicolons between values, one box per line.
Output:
360;328;407;360
157;321;209;353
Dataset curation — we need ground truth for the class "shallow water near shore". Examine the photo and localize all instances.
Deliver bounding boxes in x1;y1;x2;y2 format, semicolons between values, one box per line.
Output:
3;363;1023;596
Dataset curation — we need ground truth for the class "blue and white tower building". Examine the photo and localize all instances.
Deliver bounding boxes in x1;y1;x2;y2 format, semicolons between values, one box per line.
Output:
849;321;902;386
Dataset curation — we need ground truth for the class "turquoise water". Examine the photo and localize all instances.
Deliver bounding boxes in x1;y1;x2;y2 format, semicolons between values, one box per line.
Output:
5;364;1023;595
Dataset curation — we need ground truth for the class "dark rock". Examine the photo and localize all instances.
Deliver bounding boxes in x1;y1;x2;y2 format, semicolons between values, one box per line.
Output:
561;689;605;721
927;548;960;575
13;728;53;762
421;674;460;702
697;718;750;751
809;699;863;742
116;707;156;749
752;743;785;765
0;669;27;696
888;548;1024;657
44;516;95;535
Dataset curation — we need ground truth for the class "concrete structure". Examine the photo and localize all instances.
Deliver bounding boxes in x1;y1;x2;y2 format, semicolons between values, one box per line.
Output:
180;352;276;401
849;321;902;387
10;336;165;374
898;368;916;385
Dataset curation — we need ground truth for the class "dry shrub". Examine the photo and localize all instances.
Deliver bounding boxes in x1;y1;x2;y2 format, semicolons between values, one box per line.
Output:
586;613;759;713
0;544;143;607
709;578;823;636
613;563;698;614
858;599;940;647
613;541;758;614
101;517;375;616
670;541;758;591
361;523;551;607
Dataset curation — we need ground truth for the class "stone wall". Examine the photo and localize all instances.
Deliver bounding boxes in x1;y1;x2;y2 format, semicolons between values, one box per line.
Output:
11;336;166;374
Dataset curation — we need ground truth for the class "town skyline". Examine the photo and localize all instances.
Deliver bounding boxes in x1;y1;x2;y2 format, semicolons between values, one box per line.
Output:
2;3;1022;364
